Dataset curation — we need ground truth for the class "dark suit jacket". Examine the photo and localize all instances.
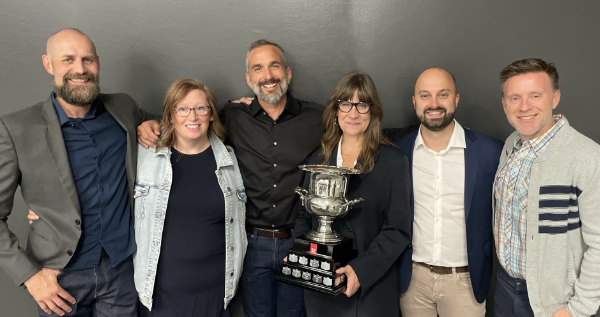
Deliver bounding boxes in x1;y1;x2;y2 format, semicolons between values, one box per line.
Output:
0;93;158;286
295;145;412;317
395;127;502;304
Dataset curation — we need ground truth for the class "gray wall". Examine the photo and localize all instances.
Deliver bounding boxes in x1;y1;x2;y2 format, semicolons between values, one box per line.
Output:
1;1;598;316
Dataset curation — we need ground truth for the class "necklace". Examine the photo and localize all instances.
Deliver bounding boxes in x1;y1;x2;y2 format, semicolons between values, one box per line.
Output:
341;149;360;156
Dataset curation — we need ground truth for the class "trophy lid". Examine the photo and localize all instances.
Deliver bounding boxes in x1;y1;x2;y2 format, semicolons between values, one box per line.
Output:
299;164;362;175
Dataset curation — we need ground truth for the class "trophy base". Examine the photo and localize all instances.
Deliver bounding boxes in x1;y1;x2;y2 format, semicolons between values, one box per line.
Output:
275;273;346;296
275;236;356;296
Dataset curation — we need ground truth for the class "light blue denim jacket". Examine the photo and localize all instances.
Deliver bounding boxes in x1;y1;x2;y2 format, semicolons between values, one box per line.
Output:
132;135;247;311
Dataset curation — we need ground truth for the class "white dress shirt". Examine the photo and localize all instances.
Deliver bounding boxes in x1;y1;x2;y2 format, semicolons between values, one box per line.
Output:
412;120;468;267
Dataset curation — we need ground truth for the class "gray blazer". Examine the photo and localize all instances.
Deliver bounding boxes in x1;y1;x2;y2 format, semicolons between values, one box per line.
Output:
0;93;158;286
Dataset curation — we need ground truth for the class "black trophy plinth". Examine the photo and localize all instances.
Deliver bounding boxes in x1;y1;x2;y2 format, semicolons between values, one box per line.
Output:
275;236;356;296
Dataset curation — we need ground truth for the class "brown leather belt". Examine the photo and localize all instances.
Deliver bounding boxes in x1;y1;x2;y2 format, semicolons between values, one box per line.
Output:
415;261;469;274
246;225;292;239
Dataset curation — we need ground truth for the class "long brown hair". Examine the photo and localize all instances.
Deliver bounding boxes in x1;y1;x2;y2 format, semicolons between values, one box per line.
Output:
320;71;392;173
155;78;227;151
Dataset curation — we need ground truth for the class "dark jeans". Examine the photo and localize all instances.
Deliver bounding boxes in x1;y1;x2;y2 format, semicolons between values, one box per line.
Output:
38;254;137;317
241;230;305;317
494;266;534;317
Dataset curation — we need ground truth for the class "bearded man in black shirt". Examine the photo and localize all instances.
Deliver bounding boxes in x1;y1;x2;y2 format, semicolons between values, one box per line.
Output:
137;40;414;317
219;40;320;317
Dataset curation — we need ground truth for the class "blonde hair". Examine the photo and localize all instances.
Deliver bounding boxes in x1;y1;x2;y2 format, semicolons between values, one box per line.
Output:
156;78;226;151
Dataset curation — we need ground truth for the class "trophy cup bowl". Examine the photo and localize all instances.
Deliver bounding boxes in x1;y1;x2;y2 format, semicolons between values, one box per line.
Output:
275;164;363;296
295;165;364;244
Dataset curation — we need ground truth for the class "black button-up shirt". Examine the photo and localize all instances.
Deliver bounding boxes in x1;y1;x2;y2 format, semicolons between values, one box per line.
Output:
220;93;324;229
220;93;417;229
51;93;135;270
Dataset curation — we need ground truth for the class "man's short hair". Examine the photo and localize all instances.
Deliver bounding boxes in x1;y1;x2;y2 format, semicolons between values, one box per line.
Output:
500;58;559;95
245;39;287;72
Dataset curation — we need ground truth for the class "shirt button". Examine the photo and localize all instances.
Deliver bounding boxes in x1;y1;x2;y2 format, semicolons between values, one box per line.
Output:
273;184;277;188
271;224;275;227
273;163;277;167
230;272;234;276
230;218;234;223
67;250;73;256
272;205;276;208
227;187;231;191
273;142;277;146
273;121;277;125
75;219;81;225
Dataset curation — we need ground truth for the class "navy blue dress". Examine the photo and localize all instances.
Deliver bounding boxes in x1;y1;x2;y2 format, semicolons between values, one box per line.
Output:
140;146;229;317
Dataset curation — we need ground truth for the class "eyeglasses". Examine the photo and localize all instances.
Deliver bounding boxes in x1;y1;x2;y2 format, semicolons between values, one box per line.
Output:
173;105;211;116
337;100;372;114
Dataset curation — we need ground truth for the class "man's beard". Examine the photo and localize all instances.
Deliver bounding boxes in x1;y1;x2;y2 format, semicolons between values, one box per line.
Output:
251;76;289;104
418;106;455;131
54;73;100;107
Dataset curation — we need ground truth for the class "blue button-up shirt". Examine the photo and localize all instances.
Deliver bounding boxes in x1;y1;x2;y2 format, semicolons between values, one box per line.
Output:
51;93;136;270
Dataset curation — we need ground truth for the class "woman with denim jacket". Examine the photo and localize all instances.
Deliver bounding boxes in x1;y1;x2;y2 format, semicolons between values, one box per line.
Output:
133;78;247;316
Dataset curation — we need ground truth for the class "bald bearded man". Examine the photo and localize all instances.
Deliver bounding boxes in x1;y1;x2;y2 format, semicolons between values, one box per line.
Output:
0;28;158;316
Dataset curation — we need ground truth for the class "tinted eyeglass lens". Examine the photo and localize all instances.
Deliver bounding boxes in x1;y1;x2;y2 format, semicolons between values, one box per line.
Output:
338;102;353;112
356;103;370;113
195;106;210;115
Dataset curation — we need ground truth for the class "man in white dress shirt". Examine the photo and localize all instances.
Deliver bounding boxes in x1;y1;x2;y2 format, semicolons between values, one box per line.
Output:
395;67;503;316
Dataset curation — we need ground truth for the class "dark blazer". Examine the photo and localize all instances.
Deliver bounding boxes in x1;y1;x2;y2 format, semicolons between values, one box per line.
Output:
395;127;503;303
0;93;158;286
295;145;412;317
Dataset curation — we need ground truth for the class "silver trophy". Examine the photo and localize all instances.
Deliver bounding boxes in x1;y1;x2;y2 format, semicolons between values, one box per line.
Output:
295;164;363;244
276;164;363;296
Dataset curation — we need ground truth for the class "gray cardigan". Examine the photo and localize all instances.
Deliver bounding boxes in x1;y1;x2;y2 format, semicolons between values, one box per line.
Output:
493;119;600;317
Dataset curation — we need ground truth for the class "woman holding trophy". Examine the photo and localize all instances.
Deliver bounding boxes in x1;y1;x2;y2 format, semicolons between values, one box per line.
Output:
294;71;412;316
133;78;247;316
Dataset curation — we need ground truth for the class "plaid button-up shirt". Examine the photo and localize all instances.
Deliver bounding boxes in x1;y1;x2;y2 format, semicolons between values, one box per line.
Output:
494;115;565;279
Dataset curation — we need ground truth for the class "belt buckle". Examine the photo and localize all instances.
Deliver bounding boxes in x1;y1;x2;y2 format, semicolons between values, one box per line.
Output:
429;264;451;274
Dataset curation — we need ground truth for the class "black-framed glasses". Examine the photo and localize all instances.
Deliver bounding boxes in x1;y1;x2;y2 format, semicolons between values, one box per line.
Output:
337;100;372;114
173;105;211;116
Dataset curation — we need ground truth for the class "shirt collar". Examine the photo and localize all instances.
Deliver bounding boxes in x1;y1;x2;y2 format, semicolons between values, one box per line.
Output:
414;119;466;153
51;92;102;125
513;114;565;154
249;92;299;117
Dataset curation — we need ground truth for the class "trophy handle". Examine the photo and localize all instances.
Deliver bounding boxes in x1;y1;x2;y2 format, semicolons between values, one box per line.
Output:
295;187;309;198
341;198;364;209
